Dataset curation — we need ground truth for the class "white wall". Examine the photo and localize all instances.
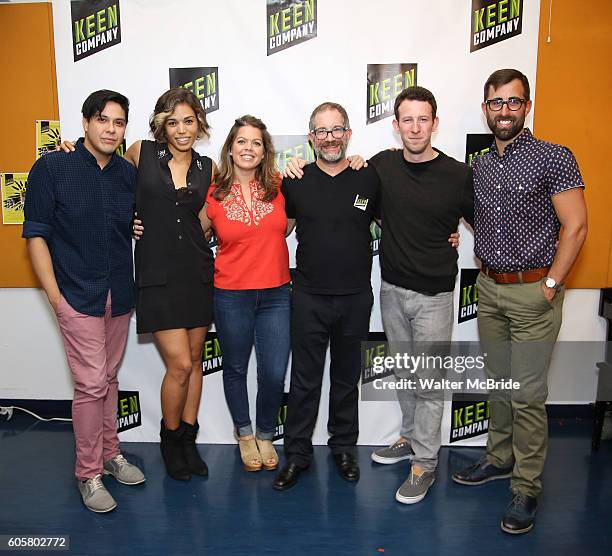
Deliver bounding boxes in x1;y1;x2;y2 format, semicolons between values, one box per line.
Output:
1;286;606;445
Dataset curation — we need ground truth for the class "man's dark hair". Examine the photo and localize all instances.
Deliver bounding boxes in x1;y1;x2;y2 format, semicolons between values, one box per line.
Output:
483;69;530;101
394;86;437;120
81;90;130;123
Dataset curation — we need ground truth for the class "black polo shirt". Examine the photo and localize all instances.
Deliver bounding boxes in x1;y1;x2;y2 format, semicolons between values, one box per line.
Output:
282;163;380;295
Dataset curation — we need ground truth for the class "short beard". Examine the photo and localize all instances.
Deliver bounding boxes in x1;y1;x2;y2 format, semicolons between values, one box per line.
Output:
486;113;525;141
314;141;347;163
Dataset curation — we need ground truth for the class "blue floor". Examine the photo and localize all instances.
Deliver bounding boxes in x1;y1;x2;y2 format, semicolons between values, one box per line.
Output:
1;414;611;556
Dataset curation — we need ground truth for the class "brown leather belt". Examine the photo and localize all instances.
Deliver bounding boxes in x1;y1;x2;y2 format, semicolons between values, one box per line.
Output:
480;265;550;285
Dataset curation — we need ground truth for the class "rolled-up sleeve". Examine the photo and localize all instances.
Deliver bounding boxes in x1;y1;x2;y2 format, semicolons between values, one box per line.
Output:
22;157;55;240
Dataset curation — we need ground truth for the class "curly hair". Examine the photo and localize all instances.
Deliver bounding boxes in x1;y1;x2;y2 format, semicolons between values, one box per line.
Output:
212;115;279;203
149;88;210;142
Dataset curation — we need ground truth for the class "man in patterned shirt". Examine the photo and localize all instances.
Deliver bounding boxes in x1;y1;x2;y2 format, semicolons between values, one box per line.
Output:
23;90;145;513
452;69;587;535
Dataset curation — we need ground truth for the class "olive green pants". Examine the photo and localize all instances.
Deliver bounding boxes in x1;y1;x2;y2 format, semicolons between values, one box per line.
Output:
477;272;564;497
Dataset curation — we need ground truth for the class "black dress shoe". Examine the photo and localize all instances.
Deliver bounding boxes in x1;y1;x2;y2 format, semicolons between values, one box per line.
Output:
501;492;537;534
273;462;306;491
334;453;360;482
452;456;512;485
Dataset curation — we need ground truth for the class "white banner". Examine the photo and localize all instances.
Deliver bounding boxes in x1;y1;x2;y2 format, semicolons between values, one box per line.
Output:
49;0;542;446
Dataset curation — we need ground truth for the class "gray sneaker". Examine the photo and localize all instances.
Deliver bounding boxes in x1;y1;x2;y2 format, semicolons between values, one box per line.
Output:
371;438;413;465
395;468;435;504
78;475;117;513
103;454;146;485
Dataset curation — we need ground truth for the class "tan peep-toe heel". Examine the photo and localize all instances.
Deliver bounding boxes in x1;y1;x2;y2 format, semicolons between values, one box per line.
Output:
237;434;263;472
255;437;279;471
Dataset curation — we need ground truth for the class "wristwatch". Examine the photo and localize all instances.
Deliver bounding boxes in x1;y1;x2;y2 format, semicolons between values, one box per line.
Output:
544;276;558;289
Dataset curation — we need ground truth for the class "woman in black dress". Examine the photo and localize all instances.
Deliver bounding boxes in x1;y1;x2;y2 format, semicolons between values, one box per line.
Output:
125;88;214;481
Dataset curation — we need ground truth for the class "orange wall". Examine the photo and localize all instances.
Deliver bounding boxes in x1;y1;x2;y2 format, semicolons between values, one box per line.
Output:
534;0;612;288
0;2;58;287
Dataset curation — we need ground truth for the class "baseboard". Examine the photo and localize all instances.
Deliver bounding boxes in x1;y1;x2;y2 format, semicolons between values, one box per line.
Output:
0;399;598;422
0;399;72;419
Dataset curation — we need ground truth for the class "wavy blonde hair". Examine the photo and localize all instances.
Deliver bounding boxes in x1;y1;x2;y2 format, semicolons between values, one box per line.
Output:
149;88;210;142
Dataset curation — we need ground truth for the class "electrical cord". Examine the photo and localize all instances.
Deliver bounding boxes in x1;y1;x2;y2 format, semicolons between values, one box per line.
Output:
0;406;72;422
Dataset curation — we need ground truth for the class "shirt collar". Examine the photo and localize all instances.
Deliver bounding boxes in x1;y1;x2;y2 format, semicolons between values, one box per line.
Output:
490;128;534;158
231;178;259;189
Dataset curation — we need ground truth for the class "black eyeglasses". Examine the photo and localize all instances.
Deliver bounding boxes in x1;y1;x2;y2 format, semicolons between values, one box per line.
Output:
311;126;348;140
485;98;527;111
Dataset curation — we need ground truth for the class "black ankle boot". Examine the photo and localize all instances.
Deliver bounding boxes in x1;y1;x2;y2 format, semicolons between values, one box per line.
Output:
160;420;191;481
181;420;208;476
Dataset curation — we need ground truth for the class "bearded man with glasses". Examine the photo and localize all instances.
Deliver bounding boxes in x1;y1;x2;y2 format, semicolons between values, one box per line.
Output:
452;68;587;535
272;102;381;490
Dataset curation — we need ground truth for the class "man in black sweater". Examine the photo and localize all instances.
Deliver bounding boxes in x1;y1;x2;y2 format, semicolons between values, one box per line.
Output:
368;87;474;505
273;102;380;491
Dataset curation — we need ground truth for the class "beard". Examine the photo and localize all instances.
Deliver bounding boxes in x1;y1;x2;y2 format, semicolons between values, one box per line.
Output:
486;112;526;141
314;139;347;163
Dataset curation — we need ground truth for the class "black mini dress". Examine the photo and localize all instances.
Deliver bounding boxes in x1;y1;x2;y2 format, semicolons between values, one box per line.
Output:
134;141;214;334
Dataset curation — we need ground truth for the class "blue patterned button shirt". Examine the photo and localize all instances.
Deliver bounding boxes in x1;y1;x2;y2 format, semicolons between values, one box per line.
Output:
472;129;584;272
22;139;137;317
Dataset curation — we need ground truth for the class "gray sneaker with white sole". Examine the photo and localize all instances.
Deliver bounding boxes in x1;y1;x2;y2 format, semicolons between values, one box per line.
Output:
371;438;413;465
395;469;435;504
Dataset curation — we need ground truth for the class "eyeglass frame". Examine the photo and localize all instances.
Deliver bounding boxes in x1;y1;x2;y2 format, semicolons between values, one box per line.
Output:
485;97;528;111
310;126;349;140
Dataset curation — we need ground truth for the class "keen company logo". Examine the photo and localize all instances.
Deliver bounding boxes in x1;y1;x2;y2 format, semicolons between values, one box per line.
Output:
202;330;223;376
465;133;494;166
273;393;290;440
267;0;317;56
71;0;121;62
470;0;523;53
370;221;381;256
117;390;141;432
354;195;369;212
458;269;479;324
367;64;418;125
272;135;315;173
361;332;389;385
169;67;219;114
450;393;489;442
115;139;126;158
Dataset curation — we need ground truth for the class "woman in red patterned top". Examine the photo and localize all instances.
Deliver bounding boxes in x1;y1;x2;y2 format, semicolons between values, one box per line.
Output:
204;115;291;472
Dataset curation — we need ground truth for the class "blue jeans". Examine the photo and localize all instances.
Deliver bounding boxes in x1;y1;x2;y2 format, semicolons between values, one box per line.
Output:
213;284;291;440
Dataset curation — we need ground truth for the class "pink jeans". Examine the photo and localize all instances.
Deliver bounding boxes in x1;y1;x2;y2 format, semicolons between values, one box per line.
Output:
56;293;131;480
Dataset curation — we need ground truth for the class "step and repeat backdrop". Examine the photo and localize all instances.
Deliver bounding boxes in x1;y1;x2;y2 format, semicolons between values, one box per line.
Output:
49;0;541;446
